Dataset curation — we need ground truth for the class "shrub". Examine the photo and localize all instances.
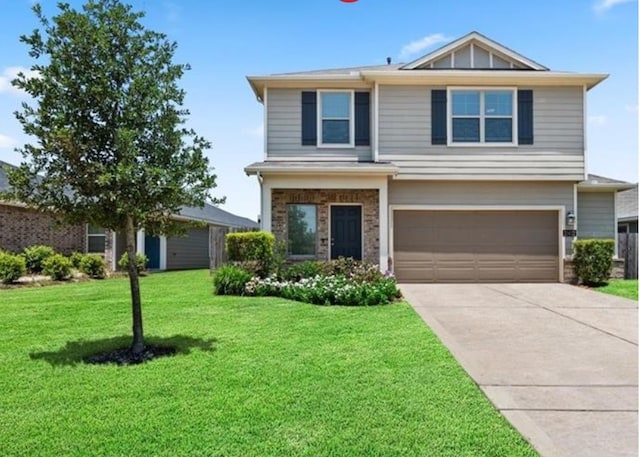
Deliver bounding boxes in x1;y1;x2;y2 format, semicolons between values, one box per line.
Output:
321;257;385;283
226;231;275;277
69;251;85;269
0;252;27;284
213;265;253;296
118;252;148;274
23;245;56;274
80;254;107;279
283;260;324;281
42;254;72;281
245;275;400;306
573;239;615;285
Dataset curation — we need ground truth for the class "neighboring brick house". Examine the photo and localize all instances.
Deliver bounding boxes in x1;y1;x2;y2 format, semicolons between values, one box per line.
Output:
0;202;86;254
0;161;258;269
245;31;634;283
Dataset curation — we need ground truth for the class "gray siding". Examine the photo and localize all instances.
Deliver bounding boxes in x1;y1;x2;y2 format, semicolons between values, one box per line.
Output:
267;88;372;161
378;85;584;180
389;181;575;255
578;192;615;239
166;227;210;270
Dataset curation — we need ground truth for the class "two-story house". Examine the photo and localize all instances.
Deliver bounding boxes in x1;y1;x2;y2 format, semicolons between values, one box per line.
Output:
245;32;631;283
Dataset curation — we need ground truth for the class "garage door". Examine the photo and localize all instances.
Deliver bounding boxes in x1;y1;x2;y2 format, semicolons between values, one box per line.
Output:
393;211;559;283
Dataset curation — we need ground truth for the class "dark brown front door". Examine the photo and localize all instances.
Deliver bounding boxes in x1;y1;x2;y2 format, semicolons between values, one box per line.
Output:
331;206;362;260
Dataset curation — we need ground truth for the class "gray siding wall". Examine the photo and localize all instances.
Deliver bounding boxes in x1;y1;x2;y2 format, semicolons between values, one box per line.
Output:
166;227;210;270
577;192;615;239
389;181;575;255
378;85;584;180
267;88;372;161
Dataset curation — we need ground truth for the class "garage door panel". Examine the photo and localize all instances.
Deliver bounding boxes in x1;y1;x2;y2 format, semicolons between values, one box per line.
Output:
394;210;559;283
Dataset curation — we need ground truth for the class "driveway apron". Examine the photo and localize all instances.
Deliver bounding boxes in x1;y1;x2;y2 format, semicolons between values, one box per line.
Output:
401;283;638;457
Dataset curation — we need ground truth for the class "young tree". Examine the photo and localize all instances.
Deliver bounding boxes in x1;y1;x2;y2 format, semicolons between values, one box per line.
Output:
7;0;220;355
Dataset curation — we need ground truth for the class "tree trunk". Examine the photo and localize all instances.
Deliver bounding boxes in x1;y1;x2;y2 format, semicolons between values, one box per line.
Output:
126;215;144;354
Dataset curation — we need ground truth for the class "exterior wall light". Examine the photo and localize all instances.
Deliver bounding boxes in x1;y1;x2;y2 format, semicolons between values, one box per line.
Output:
566;210;576;227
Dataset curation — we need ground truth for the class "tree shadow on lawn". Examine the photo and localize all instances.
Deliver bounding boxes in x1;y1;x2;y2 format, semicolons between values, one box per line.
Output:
29;335;216;367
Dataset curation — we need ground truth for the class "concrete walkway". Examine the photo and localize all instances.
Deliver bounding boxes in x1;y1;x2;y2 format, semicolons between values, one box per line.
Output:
401;283;638;457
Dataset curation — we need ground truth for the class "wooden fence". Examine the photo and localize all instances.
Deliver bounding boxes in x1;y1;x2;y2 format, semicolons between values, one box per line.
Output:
618;232;638;279
209;226;229;271
209;226;258;272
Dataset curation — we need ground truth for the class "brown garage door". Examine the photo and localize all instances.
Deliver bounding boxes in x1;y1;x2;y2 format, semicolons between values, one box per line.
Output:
394;211;559;283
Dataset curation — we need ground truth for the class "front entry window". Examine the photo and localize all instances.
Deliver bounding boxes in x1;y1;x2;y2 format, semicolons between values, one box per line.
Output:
287;204;317;256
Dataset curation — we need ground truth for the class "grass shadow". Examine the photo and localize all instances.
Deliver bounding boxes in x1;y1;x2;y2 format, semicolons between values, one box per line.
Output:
29;335;217;367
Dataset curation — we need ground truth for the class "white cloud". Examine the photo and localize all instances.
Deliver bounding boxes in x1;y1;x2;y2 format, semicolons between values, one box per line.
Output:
0;134;18;149
247;124;264;137
594;0;636;13
588;115;608;125
0;66;39;96
625;104;638;113
399;33;452;60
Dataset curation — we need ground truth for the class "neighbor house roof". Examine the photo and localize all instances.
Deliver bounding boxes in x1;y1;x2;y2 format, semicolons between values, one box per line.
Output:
0;161;257;229
617;185;638;222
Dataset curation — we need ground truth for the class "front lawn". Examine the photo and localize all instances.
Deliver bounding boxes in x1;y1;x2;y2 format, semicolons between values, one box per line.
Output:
0;270;537;457
594;279;638;300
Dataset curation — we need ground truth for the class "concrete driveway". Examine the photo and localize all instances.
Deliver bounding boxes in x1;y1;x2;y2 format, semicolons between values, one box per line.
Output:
401;283;638;457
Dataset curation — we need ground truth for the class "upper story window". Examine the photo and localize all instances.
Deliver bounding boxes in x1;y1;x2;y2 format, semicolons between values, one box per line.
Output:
318;90;354;147
448;88;516;145
301;90;370;148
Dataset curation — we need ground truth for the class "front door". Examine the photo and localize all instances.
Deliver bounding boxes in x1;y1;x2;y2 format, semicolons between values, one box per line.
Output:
145;235;160;269
331;206;362;260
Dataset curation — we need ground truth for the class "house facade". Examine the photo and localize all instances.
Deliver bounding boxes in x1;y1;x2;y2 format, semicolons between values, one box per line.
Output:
245;32;632;283
0;160;258;270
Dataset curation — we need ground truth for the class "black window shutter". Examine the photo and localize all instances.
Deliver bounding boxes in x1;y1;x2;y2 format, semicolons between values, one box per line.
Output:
518;90;534;145
354;92;371;146
301;91;317;145
431;90;447;145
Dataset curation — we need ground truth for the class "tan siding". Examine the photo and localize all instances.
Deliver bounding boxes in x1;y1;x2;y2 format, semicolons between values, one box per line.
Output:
378;85;584;180
166;227;210;270
577;192;615;239
267;88;372;161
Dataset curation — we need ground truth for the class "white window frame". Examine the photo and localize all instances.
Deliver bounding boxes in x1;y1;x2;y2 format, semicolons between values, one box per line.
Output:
86;224;106;253
447;87;518;147
317;89;355;148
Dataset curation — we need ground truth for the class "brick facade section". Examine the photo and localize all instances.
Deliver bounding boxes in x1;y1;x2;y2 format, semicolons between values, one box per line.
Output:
272;189;379;264
0;204;85;254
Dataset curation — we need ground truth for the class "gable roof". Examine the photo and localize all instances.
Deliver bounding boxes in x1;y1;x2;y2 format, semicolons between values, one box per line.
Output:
0;161;257;229
401;31;548;71
617;185;638;221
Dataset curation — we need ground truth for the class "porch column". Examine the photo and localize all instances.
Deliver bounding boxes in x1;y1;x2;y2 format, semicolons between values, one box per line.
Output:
159;236;167;270
378;182;389;273
136;230;145;255
261;183;272;232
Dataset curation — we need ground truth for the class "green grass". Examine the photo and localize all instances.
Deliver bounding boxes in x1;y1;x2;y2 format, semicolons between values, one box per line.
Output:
595;279;638;300
0;270;537;457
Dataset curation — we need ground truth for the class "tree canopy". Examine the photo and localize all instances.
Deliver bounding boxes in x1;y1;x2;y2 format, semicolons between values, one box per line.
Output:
7;0;221;356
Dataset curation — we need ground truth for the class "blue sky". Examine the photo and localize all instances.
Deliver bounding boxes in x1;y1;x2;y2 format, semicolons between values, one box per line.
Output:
0;0;637;220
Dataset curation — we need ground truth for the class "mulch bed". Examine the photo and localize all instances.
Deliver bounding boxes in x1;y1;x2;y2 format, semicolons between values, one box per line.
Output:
83;345;176;366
